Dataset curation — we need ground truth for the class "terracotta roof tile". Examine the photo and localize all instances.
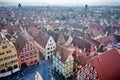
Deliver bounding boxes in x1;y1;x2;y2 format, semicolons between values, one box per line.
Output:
35;30;50;48
27;26;40;39
48;30;59;42
72;37;91;51
0;25;19;32
90;48;120;80
15;32;30;52
54;46;73;63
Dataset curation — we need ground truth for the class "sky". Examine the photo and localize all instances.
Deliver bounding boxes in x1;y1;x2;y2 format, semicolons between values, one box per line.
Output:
0;0;120;5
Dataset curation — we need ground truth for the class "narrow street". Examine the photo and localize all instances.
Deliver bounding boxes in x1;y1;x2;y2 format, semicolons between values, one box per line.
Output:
5;58;55;80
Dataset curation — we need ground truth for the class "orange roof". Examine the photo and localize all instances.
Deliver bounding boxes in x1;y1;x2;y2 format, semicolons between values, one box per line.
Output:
90;48;120;80
54;46;74;63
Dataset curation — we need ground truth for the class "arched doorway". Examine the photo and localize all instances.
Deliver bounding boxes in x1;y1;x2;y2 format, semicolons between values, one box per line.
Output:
14;65;18;68
7;67;12;71
21;62;27;68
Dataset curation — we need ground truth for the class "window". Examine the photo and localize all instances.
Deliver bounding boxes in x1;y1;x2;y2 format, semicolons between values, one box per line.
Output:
21;55;24;57
30;56;33;58
25;54;28;56
0;52;4;55
30;61;33;64
30;53;32;55
47;48;50;50
53;46;55;49
51;51;52;54
2;46;7;49
34;60;37;62
21;59;24;62
34;55;37;57
0;58;3;62
11;54;17;58
26;58;29;60
12;60;18;63
47;52;50;54
4;56;10;60
6;50;11;53
0;64;4;68
34;47;35;49
14;65;18;68
66;73;68;76
5;62;11;66
24;49;26;52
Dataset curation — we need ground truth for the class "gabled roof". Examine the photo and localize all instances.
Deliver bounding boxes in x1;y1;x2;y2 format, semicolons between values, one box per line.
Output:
72;37;91;51
90;48;120;80
97;35;117;45
48;30;69;44
35;30;50;48
85;36;100;48
0;25;19;32
110;23;120;28
71;29;85;38
15;32;30;52
54;46;73;63
48;30;59;42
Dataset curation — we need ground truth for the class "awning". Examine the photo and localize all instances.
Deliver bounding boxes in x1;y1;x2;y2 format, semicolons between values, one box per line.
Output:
0;71;11;77
12;68;20;73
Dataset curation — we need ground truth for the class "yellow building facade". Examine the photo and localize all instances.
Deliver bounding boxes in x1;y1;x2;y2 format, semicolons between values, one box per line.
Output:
0;32;20;77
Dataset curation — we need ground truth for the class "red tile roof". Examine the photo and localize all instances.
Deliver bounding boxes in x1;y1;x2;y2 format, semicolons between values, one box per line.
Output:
27;26;40;39
97;35;118;46
72;37;91;51
54;46;73;63
15;33;28;52
0;25;19;31
35;30;50;48
90;48;120;80
110;23;120;28
48;30;69;43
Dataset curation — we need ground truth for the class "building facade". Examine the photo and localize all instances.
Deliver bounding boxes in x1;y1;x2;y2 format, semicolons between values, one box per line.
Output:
76;63;98;80
15;33;39;68
53;46;74;78
0;32;20;77
35;31;56;60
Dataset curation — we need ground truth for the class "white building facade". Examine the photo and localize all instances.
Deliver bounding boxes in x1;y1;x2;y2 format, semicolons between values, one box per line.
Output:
53;50;74;78
45;36;56;60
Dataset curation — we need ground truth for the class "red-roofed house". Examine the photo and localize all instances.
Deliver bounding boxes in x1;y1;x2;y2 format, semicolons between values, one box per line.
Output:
53;45;74;78
76;48;120;80
35;30;56;60
97;35;118;46
27;27;40;39
15;32;39;68
85;24;106;38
